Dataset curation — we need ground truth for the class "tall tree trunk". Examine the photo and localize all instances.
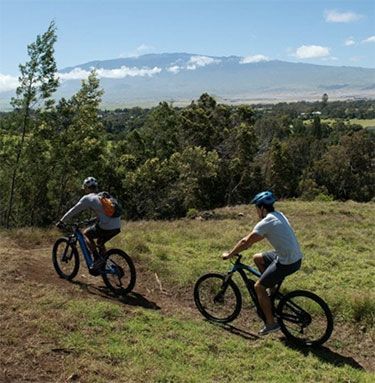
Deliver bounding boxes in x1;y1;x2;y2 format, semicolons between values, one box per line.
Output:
6;104;30;228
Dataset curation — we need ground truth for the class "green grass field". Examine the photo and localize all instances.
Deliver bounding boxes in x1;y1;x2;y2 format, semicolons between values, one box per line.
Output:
349;119;375;128
304;118;375;130
116;201;374;325
1;201;374;382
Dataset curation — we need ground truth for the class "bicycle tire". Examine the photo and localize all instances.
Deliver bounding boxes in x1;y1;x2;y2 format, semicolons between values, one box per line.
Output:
194;273;242;323
277;290;334;346
102;248;136;295
52;237;80;280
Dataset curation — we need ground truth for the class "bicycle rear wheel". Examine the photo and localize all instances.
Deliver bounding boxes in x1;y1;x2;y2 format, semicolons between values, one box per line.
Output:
194;273;242;323
52;237;80;280
102;249;136;295
277;290;333;346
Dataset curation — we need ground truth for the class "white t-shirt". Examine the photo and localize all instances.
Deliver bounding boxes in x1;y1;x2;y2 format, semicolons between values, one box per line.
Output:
61;193;121;230
253;211;303;265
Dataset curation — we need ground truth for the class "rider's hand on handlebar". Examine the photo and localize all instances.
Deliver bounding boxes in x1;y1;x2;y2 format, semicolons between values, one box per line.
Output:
222;251;234;260
56;220;66;230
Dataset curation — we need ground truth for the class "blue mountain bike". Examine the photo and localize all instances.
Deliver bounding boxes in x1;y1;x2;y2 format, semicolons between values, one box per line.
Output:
52;220;136;295
194;254;333;346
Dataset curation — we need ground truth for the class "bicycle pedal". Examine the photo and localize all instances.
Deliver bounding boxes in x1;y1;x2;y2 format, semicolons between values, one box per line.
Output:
214;294;224;304
89;267;102;276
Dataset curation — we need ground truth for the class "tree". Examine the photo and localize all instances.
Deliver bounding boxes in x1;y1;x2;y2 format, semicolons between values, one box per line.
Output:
139;102;179;160
5;21;58;227
312;115;322;139
266;140;298;197
48;71;105;219
313;130;374;201
225;123;259;204
170;146;220;211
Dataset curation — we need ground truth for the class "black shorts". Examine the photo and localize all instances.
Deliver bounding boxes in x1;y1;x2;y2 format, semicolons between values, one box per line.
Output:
259;251;302;288
85;224;120;247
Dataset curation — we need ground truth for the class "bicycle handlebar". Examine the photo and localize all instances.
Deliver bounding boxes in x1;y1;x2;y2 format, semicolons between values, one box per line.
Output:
57;218;97;231
232;253;243;263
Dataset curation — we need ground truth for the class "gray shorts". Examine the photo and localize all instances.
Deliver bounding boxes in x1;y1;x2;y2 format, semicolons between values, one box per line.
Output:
259;251;301;288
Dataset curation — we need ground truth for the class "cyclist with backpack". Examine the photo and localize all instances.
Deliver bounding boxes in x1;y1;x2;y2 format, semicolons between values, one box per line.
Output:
222;191;303;335
56;177;122;275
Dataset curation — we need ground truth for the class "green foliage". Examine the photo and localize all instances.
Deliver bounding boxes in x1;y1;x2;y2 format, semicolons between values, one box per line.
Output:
314;192;334;202
186;208;199;219
11;21;58;110
313;130;374;201
3;22;59;227
0;24;374;226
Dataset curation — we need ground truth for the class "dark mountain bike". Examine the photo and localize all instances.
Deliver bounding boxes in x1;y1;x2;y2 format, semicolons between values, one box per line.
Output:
194;254;333;346
52;220;136;295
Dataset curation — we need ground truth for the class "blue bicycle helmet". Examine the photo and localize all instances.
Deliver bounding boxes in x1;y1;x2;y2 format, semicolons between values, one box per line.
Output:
250;191;276;206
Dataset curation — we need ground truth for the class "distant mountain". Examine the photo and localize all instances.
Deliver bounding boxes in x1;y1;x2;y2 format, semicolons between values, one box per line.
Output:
2;53;375;109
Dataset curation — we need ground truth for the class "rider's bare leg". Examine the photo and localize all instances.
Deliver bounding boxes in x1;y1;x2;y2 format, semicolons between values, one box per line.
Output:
83;229;98;259
98;244;107;257
254;253;276;295
253;253;266;273
255;280;276;325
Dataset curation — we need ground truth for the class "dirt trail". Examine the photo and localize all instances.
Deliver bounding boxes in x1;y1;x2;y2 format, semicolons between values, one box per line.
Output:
1;237;374;382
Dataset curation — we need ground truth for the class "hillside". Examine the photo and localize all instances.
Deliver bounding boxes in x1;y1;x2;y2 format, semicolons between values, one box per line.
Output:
1;201;374;382
56;54;375;107
1;53;374;110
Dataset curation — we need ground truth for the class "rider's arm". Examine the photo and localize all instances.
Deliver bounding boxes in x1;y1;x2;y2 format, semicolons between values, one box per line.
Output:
223;231;264;260
60;196;89;223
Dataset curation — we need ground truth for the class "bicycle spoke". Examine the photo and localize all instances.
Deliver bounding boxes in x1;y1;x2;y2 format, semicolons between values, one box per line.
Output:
52;237;79;280
278;291;333;346
102;249;136;295
194;274;242;323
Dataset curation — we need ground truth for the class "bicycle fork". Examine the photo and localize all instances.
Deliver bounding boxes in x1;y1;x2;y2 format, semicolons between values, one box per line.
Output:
214;273;234;304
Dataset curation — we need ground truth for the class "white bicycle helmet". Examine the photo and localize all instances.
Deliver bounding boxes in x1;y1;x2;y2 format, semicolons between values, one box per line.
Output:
82;177;98;189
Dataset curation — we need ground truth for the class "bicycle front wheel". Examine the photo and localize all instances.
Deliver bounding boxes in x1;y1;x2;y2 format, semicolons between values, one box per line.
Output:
102;249;136;295
194;273;242;323
52;237;80;280
277;290;334;346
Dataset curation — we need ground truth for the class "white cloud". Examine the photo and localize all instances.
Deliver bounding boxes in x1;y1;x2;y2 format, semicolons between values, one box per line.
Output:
135;44;154;53
293;45;330;59
165;56;220;73
240;54;269;64
167;65;181;74
324;10;362;23
362;35;375;43
58;68;90;81
130;44;154;57
344;37;355;46
97;66;161;78
119;44;154;58
0;73;18;92
322;56;339;62
58;66;162;81
186;55;220;70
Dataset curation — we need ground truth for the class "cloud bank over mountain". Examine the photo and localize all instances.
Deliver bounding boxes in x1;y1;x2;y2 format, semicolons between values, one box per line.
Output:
0;53;374;109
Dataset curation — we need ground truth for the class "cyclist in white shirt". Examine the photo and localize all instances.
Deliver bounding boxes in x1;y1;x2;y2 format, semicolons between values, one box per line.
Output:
223;191;303;335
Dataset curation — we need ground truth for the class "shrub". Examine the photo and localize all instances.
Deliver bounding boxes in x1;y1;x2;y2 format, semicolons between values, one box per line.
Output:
186;208;199;219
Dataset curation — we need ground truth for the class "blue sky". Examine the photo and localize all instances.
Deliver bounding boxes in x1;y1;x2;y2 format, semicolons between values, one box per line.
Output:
0;0;374;90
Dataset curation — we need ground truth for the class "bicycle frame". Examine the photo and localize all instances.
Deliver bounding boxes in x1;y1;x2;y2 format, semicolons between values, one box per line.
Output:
227;260;264;318
225;256;285;321
228;256;314;328
70;226;94;269
69;224;120;277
